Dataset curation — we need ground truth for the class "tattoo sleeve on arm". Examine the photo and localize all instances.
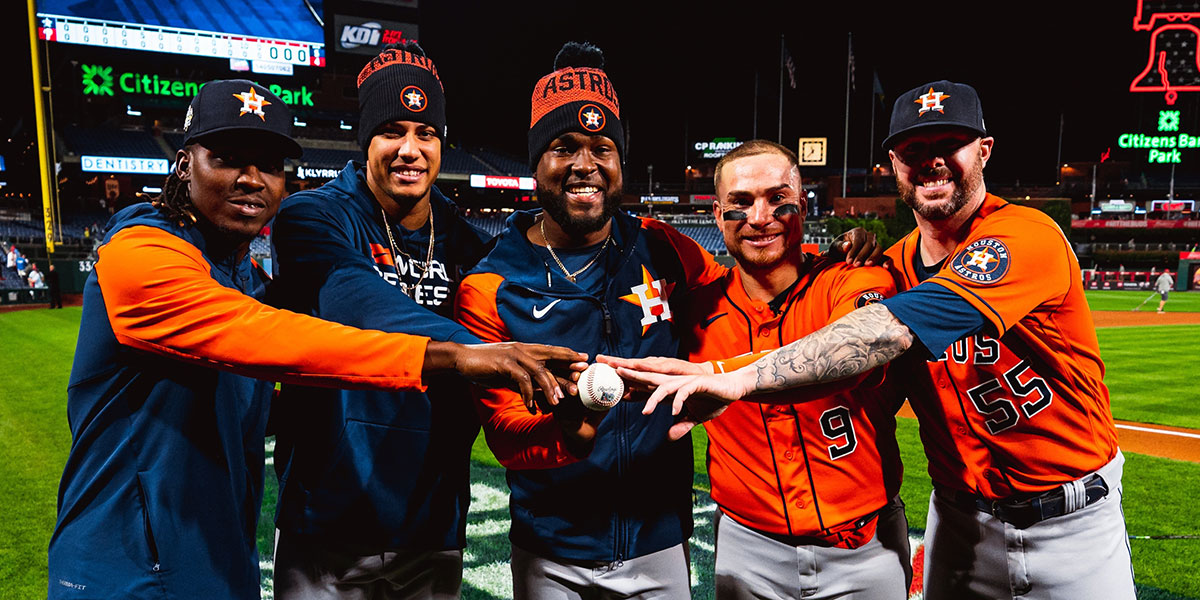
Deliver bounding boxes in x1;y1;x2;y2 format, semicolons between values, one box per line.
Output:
754;303;914;393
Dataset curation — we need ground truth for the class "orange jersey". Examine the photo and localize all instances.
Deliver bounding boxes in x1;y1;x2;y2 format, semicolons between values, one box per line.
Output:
684;256;902;547
884;194;1118;499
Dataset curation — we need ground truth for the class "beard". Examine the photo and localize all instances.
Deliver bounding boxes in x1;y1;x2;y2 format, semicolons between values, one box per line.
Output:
898;159;984;221
537;182;624;239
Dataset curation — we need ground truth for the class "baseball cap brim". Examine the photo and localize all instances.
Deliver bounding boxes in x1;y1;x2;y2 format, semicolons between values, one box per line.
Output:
882;121;987;151
187;126;303;159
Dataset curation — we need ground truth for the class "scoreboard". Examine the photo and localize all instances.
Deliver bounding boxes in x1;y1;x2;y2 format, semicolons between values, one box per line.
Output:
36;14;325;67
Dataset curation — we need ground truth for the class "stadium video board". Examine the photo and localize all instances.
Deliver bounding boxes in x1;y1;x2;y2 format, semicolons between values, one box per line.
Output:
36;0;326;67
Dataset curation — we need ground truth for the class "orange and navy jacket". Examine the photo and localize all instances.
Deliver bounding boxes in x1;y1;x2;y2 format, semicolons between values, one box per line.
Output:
685;257;903;549
269;162;488;552
455;209;725;563
49;204;429;599
881;194;1118;500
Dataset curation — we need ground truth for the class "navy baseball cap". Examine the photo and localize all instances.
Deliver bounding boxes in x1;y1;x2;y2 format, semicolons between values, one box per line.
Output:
882;80;986;150
182;79;303;158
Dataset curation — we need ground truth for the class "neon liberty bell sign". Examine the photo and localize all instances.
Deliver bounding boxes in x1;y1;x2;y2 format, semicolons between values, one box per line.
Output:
1130;0;1200;105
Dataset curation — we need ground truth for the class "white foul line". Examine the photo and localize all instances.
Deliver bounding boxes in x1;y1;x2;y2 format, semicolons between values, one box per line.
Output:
1116;423;1200;440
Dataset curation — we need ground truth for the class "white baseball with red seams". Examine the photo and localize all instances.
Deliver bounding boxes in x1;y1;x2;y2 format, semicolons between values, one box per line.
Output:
579;363;623;411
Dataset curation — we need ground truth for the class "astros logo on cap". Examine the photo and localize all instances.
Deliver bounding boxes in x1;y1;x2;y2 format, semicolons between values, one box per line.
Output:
951;238;1010;284
402;85;427;112
578;103;605;131
233;86;271;121
915;87;949;116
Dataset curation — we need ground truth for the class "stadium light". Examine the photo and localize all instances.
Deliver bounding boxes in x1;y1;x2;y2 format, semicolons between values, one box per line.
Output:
339;120;352;131
293;117;307;127
125;105;142;117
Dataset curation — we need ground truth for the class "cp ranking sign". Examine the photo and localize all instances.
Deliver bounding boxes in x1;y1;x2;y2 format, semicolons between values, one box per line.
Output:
1117;110;1199;164
693;138;742;160
80;64;315;106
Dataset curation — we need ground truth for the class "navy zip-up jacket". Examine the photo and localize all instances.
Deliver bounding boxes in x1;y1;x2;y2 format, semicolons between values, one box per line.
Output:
271;161;489;550
455;209;726;562
50;204;431;599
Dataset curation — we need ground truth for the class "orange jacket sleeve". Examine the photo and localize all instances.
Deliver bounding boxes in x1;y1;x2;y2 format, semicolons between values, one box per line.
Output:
641;218;727;290
96;226;428;391
455;272;581;470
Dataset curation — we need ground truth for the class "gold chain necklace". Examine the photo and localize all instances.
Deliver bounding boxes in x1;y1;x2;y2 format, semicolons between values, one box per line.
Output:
539;218;611;284
382;206;435;298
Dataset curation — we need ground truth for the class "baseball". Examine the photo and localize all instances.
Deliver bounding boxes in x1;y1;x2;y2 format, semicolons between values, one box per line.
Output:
579;362;624;411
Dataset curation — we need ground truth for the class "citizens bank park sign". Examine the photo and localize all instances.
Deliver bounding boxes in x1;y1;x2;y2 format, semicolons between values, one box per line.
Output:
1117;110;1200;164
79;64;314;106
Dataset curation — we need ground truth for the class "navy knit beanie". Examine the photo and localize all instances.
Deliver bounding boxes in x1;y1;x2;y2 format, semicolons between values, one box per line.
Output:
357;42;445;153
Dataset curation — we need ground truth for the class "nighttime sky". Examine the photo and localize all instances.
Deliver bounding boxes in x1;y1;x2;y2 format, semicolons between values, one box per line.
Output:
4;2;1185;187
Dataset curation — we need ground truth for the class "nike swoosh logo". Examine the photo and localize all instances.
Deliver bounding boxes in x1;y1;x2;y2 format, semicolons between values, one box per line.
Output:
532;299;563;320
700;313;727;329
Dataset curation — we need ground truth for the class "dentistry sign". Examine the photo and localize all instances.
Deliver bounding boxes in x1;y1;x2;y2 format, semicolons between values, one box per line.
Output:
1116;110;1200;164
81;155;169;174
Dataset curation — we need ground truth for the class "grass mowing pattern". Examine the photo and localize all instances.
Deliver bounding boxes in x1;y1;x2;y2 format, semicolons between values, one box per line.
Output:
1099;325;1200;428
3;306;1198;598
0;308;78;600
1085;290;1200;313
893;417;1197;599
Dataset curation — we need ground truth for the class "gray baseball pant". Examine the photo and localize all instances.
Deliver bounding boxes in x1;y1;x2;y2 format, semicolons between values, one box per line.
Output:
510;542;692;599
273;530;463;600
713;499;910;599
924;451;1135;600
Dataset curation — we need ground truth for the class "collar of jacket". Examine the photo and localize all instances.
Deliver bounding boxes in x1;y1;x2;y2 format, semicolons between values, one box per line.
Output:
487;208;643;293
318;160;457;226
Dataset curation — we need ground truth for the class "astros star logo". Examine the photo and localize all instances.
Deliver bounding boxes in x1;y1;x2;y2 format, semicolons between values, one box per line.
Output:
965;249;996;269
619;266;675;334
950;238;1010;285
233;87;271;121
578;103;605;132
915;87;949;116
401;85;427;112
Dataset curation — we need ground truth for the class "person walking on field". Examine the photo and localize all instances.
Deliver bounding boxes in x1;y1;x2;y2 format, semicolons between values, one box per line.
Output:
1154;269;1174;313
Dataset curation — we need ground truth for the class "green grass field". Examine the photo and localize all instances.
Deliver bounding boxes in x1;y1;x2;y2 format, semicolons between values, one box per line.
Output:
1085;289;1200;313
2;292;1199;599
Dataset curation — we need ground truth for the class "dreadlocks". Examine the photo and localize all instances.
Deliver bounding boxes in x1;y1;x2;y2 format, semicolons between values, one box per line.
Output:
150;164;198;228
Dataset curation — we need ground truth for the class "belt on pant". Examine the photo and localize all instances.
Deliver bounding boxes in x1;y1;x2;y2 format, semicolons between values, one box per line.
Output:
938;474;1109;529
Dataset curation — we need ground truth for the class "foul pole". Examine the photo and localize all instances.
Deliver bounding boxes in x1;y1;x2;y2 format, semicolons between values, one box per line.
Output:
27;0;56;254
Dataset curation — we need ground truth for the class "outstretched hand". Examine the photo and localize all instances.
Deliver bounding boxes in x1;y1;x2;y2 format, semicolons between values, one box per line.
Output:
826;226;888;268
613;368;756;441
447;342;588;413
595;354;711;393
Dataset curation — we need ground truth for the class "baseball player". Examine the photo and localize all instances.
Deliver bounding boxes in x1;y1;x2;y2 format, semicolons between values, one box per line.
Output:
454;41;729;599
1154;269;1174;312
607;140;910;599
622;81;1134;600
269;42;541;599
48;80;580;600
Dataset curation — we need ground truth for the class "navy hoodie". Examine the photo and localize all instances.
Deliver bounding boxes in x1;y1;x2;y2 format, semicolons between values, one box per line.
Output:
271;161;489;550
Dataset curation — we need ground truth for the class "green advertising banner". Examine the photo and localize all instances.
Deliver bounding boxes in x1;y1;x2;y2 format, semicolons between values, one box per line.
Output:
79;63;314;106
